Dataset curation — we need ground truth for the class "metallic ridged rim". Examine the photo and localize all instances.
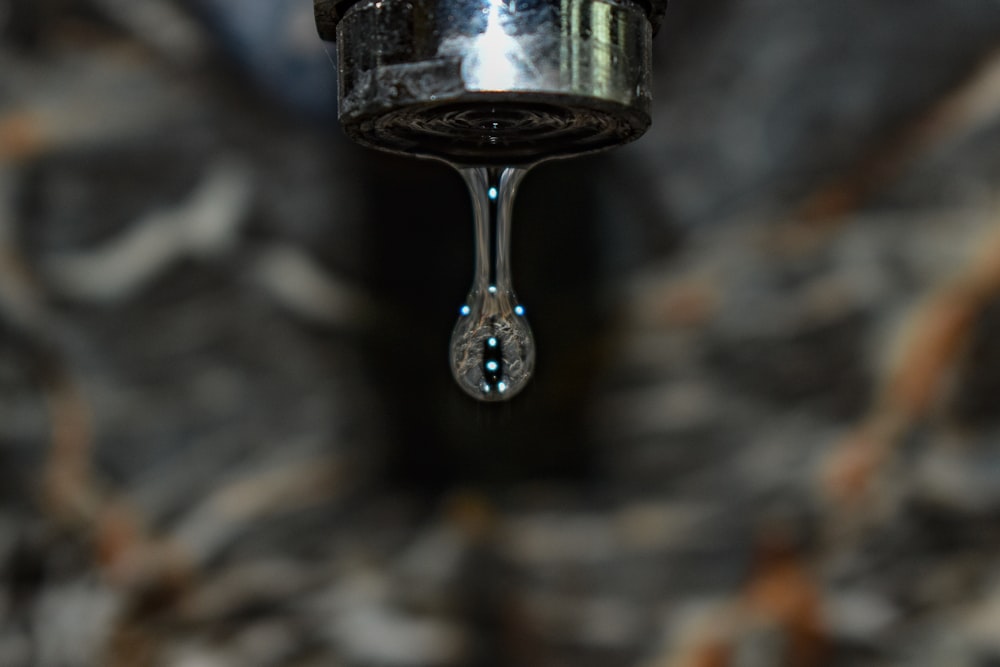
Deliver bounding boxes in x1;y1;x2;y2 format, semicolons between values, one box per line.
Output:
330;0;653;162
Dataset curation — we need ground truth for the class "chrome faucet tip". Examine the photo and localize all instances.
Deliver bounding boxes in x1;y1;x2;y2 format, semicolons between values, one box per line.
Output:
316;0;666;164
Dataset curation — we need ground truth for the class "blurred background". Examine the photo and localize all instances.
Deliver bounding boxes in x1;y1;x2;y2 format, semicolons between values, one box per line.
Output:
3;0;1000;665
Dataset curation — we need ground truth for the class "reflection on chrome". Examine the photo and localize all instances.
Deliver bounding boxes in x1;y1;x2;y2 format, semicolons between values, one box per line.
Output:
454;0;542;91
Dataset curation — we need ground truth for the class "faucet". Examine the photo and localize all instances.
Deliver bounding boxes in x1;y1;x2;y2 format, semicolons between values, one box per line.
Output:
314;0;666;401
314;0;667;165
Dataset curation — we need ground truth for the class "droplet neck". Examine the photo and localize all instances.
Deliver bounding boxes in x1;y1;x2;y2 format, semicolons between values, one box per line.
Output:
459;166;527;295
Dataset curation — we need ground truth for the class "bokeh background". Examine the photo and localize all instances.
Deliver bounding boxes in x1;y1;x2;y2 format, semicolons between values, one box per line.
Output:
3;0;1000;665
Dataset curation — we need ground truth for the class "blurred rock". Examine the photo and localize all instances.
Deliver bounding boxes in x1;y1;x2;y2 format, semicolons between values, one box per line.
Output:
2;1;1000;666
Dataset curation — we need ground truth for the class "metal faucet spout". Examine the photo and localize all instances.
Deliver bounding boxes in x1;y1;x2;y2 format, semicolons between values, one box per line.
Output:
315;0;666;164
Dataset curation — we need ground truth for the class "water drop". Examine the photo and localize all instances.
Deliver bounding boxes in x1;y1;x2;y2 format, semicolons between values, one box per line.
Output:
449;166;535;401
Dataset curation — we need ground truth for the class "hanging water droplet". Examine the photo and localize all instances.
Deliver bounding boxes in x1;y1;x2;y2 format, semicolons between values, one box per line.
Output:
450;284;534;399
449;166;535;401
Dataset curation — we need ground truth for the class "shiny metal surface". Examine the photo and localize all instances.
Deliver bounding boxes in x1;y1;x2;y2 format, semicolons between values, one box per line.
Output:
318;0;658;164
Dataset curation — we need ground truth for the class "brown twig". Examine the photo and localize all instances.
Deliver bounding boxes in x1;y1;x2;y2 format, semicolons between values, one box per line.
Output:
775;45;1000;253
645;536;826;667
823;214;1000;508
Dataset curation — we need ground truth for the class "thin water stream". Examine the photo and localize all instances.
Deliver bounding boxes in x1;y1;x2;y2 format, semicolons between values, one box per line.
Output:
449;166;535;400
